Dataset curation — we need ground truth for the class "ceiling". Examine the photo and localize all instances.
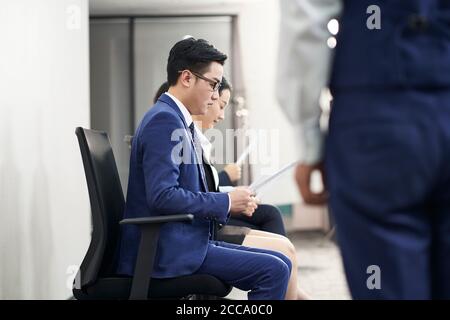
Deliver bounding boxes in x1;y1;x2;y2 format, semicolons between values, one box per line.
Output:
89;0;257;16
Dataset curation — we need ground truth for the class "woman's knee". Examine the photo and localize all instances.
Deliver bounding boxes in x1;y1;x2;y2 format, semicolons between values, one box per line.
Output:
272;238;297;262
284;239;297;258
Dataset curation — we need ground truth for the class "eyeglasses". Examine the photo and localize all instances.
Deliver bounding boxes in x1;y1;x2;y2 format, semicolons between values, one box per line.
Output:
179;70;221;92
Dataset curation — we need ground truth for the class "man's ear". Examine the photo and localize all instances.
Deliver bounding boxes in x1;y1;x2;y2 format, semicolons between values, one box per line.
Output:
179;70;193;88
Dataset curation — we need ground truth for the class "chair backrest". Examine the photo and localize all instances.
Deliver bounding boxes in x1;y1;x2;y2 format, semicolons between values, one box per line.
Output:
75;127;125;289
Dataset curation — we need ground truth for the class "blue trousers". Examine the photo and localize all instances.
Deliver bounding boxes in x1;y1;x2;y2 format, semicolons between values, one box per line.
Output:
194;241;291;300
326;88;450;299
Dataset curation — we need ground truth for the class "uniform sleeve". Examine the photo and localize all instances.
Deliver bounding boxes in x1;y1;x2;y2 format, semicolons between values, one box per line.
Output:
276;0;342;164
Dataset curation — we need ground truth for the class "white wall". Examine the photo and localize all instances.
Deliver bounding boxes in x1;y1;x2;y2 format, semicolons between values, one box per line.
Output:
0;0;91;299
236;0;301;205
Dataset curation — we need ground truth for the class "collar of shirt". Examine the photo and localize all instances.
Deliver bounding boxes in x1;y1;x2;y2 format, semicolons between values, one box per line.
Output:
194;124;213;164
164;92;193;128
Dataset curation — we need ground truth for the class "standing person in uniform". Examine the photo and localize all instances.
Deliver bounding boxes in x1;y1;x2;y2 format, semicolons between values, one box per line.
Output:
277;0;450;299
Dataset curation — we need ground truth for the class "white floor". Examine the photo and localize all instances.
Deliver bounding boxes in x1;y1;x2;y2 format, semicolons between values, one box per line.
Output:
225;231;351;300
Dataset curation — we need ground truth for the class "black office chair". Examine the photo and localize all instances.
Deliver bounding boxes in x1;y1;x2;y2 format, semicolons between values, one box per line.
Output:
73;127;232;300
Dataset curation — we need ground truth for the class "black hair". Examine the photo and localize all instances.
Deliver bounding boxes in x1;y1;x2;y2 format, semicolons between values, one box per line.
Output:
153;81;170;104
219;76;232;95
167;38;227;86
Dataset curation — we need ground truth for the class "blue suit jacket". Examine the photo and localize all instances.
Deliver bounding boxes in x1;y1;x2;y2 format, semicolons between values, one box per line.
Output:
116;93;230;278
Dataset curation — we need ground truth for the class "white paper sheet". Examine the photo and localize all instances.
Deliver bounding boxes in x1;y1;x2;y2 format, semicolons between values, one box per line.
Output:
249;160;300;194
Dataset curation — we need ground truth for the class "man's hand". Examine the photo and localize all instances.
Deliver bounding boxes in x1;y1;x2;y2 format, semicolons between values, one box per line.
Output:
224;163;242;182
229;187;257;216
241;196;258;217
295;162;328;205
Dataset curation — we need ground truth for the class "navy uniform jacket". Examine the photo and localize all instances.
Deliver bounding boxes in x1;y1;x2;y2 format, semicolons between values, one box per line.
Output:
331;0;450;90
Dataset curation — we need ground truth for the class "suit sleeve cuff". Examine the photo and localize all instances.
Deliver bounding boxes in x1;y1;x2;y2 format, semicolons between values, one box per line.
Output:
219;186;235;193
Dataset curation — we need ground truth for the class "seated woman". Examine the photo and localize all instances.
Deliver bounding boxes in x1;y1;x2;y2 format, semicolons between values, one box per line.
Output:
154;79;310;300
153;82;286;237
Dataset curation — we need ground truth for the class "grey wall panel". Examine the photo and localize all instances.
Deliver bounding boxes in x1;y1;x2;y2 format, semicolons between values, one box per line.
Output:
89;16;234;193
134;18;233;171
90;19;132;194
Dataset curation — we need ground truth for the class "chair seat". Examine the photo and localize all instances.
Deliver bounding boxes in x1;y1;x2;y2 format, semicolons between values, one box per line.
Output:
73;274;232;300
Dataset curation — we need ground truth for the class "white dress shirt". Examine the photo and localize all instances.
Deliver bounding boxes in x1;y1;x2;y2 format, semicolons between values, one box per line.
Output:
194;125;236;195
164;92;193;128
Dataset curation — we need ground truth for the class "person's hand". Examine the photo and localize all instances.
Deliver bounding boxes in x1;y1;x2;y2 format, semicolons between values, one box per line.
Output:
229;187;253;214
241;196;258;217
295;162;328;205
224;163;242;182
231;186;259;216
229;187;258;216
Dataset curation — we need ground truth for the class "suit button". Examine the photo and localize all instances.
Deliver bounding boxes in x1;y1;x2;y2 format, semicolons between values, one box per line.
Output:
408;14;428;31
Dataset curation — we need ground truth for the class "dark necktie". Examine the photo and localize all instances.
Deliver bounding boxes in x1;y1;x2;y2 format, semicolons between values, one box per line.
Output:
188;122;208;191
189;123;217;240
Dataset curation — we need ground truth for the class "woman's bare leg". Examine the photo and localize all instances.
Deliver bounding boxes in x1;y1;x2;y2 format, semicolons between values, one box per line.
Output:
247;229;287;240
242;234;311;300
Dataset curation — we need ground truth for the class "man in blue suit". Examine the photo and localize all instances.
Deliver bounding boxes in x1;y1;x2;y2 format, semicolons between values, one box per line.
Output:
278;0;450;299
117;38;291;300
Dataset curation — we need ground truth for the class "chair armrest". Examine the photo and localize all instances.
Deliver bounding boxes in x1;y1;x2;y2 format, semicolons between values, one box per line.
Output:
119;214;193;225
122;213;193;300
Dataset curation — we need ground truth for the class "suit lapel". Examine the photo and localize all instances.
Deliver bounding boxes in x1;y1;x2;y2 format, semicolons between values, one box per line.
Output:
158;94;208;192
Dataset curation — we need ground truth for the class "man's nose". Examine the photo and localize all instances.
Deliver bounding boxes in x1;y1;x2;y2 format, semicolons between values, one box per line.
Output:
211;90;219;100
218;111;225;120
